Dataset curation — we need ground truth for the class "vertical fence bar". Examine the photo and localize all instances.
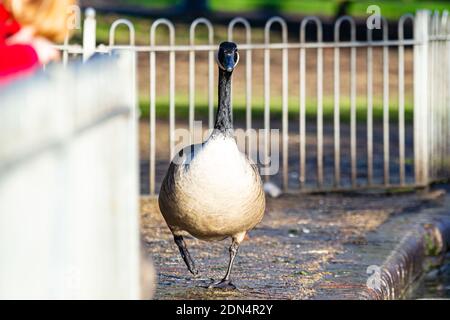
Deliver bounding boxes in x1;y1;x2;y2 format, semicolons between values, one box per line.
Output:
398;15;414;186
430;12;438;180
317;32;324;188
439;12;442;177
447;12;450;178
444;12;450;177
413;10;430;186
264;17;288;187
438;12;448;177
434;11;440;179
109;18;138;164
367;28;374;186
281;25;289;191
190;19;214;139
447;12;450;177
300;17;323;188
299;34;306;188
433;12;439;178
440;12;447;176
63;35;70;67
381;18;390;186
263;20;271;184
437;11;444;177
441;11;447;177
189;43;195;142
433;13;439;178
149;40;156;196
169;35;176;160
149;19;176;196
263;26;270;183
333;23;341;187
228;18;252;154
437;11;443;178
350;27;357;187
82;8;96;62
334;17;356;188
436;11;441;178
208;31;215;130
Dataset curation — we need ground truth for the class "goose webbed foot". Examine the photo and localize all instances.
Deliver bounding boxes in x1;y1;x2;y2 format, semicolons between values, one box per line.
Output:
174;235;198;276
208;279;237;290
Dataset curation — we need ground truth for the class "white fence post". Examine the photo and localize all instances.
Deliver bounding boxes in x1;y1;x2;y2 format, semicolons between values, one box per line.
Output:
0;54;143;299
413;10;430;186
83;8;97;62
120;50;142;299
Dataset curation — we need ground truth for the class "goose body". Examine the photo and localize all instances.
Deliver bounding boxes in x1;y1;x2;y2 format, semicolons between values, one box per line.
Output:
159;134;265;241
158;42;266;289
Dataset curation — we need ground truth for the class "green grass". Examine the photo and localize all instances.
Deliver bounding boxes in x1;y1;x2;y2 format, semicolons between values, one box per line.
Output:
349;1;450;20
209;0;450;19
113;0;450;19
118;0;181;8
209;0;337;16
140;96;414;123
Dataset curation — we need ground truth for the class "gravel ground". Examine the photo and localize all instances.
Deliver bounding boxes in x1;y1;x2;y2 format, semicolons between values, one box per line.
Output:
141;189;443;299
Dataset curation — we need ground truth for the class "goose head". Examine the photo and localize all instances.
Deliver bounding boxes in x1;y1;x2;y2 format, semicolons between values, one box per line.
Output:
216;42;239;73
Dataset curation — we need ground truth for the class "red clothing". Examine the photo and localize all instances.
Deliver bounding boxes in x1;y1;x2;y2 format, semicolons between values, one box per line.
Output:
0;4;39;85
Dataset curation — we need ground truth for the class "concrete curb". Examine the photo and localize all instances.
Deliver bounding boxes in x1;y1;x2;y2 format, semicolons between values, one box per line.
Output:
360;216;450;299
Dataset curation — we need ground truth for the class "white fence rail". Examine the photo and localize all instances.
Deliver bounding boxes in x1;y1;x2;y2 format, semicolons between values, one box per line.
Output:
59;9;450;195
0;53;142;299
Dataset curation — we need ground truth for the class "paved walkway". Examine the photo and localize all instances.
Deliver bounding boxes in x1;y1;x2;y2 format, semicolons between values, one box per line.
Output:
141;187;450;299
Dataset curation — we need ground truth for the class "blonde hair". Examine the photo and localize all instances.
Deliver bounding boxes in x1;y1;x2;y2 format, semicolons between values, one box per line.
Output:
3;0;77;42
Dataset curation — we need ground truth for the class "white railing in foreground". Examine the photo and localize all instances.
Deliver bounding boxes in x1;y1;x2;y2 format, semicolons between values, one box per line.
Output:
59;9;450;195
0;53;145;299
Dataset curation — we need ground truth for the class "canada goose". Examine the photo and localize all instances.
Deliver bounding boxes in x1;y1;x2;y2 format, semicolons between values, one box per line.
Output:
158;42;266;289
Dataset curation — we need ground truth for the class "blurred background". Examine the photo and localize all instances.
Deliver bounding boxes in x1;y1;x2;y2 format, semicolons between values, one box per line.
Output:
80;0;450;19
71;0;431;191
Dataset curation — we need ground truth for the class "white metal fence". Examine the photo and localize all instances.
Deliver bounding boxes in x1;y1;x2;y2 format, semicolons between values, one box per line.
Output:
58;9;450;195
0;53;143;299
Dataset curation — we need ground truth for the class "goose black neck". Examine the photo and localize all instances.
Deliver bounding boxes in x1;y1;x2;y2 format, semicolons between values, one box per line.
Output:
214;69;233;135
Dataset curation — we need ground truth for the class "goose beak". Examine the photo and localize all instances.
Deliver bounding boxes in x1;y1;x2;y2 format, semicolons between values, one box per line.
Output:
224;54;236;72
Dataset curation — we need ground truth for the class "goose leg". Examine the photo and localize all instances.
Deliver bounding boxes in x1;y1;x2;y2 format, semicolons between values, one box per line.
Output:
209;233;244;290
174;235;198;276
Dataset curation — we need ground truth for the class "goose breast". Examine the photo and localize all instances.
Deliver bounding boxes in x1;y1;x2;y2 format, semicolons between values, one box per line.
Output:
159;136;265;241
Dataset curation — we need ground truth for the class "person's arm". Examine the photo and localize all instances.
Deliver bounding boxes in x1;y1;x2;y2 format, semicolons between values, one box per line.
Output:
6;27;60;65
0;44;39;83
